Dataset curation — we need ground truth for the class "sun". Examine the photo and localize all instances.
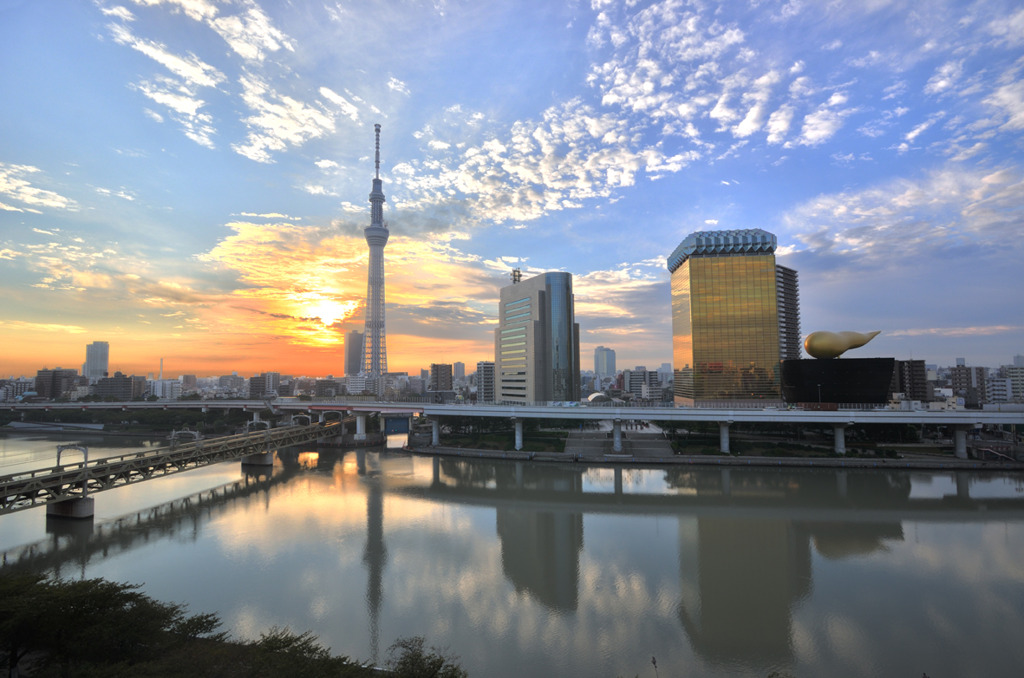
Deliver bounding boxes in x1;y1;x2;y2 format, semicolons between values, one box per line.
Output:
305;298;358;326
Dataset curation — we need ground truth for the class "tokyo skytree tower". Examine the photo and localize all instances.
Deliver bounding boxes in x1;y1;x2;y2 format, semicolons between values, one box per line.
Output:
362;124;389;391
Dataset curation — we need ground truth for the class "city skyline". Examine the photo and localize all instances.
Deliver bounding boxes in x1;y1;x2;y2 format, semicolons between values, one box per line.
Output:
2;0;1023;378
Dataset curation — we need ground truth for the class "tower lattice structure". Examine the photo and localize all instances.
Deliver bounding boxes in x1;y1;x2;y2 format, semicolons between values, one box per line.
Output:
362;124;389;393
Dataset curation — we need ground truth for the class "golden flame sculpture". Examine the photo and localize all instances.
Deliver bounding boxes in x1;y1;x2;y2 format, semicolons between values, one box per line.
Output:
804;330;881;359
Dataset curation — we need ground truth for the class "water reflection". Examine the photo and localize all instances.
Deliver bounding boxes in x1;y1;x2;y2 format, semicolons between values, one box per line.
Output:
3;450;1024;677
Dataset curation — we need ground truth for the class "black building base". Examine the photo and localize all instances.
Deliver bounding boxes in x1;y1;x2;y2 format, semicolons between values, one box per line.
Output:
781;358;895;405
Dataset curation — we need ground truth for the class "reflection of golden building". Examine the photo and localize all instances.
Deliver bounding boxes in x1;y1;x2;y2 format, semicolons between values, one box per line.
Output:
668;229;787;405
678;517;811;666
673;467;910;666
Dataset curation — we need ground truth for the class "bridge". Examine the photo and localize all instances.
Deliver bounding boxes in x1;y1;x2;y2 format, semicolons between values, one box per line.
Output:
4;398;1022;458
0;421;341;518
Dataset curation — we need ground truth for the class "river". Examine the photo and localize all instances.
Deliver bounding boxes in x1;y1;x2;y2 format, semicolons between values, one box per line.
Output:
2;432;1024;677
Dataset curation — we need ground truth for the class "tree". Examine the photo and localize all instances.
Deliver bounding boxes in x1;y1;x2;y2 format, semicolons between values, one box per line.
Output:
385;636;467;678
0;574;222;677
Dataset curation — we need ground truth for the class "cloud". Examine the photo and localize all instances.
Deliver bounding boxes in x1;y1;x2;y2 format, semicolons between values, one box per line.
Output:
232;74;337;163
4;320;88;334
238;211;302;220
888;325;1024;338
924;60;963;96
394;99;700;224
108;22;225;89
132;76;217;147
0;163;77;211
319;87;360;123
794;93;854;146
986;8;1024;47
784;164;1024;267
95;186;136;201
387;76;410;95
133;0;294;62
985;80;1024;131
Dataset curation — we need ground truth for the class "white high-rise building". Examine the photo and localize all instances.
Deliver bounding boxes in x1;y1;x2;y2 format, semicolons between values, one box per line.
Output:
362;124;389;397
594;346;616;380
83;341;109;384
495;271;580;403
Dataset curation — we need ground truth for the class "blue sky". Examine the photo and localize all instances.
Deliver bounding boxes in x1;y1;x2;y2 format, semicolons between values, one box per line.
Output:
1;0;1022;378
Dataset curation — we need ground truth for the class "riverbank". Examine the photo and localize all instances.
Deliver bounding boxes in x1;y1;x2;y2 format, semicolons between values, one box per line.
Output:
408;444;1024;472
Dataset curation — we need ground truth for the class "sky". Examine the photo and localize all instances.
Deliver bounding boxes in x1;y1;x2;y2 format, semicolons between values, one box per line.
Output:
1;0;1023;380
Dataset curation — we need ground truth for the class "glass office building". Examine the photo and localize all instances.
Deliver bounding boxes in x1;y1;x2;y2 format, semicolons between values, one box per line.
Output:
496;272;581;403
668;229;782;405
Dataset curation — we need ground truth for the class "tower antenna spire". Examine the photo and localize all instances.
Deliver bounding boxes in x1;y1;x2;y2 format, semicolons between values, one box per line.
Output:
374;123;381;180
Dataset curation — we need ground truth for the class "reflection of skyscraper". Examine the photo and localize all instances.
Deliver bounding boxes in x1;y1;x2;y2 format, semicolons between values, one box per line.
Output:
496;271;581;403
362;124;389;396
678;516;811;666
84;341;109;384
496;507;583;610
345;330;364;376
673;466;908;667
668;229;786;405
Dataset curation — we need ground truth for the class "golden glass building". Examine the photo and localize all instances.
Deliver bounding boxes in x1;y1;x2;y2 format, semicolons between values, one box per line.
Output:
668;229;784;405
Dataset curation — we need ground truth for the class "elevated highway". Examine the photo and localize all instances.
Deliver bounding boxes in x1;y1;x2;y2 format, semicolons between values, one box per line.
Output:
4;398;1021;457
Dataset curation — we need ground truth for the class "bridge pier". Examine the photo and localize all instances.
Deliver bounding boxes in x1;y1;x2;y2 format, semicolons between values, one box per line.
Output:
719;421;731;454
242;451;275;466
612;419;622;453
46;497;95;519
513;418;523;451
957;473;970;499
431;419;440;446
355;414;367;441
954;425;968;459
833;423;850;456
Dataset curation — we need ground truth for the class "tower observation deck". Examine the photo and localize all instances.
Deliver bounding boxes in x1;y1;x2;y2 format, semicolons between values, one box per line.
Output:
363;124;389;394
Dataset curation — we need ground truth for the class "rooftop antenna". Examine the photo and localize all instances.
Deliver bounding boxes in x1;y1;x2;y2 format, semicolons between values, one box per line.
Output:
511;267;522;284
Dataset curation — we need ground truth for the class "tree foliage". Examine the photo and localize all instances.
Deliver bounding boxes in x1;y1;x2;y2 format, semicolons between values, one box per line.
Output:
1;575;461;677
385;636;468;678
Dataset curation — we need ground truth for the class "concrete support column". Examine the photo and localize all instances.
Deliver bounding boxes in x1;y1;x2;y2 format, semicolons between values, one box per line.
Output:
242;451;275;466
252;411;261;423
319;412;326;423
612;419;622;453
833;424;849;456
957;473;970;499
514;419;523;451
719;421;731;454
954;426;968;460
46;497;95;519
431;419;440;446
355;414;367;441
